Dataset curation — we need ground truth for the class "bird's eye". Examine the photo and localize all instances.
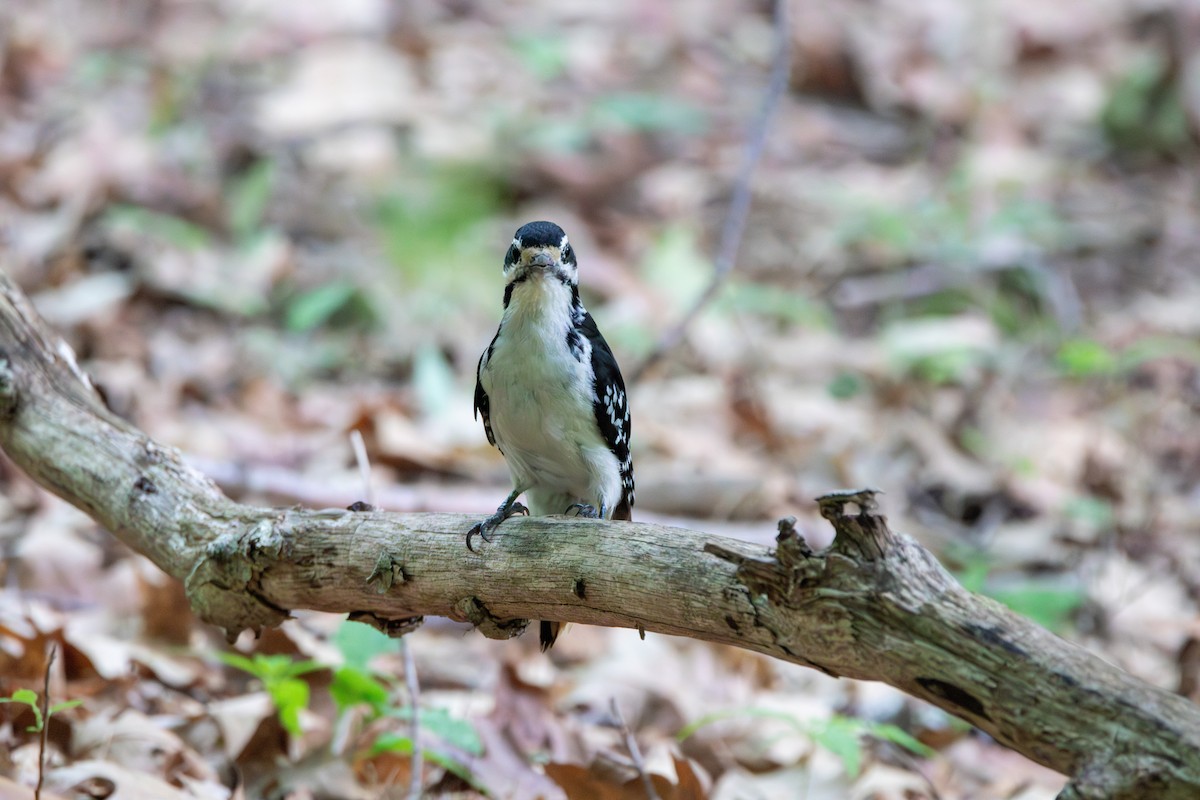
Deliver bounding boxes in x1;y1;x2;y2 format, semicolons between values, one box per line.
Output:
507;245;520;264
562;244;575;262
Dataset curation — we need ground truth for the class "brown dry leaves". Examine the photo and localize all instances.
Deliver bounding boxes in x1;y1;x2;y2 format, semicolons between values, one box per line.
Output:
3;0;1200;797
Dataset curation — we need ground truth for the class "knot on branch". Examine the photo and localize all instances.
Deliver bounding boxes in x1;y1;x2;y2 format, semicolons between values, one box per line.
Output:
367;552;408;593
184;518;290;640
455;596;529;640
706;517;822;609
818;488;895;561
347;611;424;638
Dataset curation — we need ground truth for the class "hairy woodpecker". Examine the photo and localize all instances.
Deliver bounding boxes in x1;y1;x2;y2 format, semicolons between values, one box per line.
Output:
470;220;635;650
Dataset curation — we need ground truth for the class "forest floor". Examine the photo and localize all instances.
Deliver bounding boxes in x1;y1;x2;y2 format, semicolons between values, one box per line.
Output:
2;1;1199;798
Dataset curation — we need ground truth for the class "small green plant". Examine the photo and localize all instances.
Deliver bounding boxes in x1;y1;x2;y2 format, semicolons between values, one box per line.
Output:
677;707;933;779
370;707;485;787
218;652;323;737
1057;338;1117;378
329;619;400;717
330;622;483;787
103;205;212;251
227;159;277;243
283;280;377;333
0;689;81;733
220;622;484;787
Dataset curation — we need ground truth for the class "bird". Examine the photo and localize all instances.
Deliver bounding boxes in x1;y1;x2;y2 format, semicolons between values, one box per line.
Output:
469;220;635;650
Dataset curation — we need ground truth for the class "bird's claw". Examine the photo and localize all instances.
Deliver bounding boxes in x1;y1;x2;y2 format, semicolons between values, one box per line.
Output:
567;502;601;519
466;502;529;552
465;522;490;553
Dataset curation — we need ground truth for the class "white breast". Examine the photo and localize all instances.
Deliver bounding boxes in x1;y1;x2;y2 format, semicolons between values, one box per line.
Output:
480;278;620;512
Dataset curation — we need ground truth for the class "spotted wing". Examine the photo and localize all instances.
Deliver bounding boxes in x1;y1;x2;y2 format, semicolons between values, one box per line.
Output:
580;312;634;519
474;331;499;447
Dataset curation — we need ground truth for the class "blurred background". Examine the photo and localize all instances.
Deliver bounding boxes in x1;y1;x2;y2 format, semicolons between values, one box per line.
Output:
1;0;1199;797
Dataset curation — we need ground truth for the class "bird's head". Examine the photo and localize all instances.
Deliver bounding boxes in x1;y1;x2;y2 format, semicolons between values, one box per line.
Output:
503;220;578;288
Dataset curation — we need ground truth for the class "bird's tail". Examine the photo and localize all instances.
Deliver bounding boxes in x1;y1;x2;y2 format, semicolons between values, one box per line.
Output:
540;621;565;651
542;499;631;650
612;496;632;521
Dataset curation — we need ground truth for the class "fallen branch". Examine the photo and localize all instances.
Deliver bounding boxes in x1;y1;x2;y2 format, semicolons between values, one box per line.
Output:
1;270;1198;799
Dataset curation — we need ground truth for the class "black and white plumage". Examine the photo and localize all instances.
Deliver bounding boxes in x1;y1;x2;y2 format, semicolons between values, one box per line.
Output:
470;220;635;649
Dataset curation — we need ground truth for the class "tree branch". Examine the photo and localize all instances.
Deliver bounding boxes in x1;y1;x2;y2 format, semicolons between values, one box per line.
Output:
1;269;1198;799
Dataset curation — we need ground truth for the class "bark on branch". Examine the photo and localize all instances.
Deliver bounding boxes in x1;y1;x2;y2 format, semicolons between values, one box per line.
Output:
0;271;1197;799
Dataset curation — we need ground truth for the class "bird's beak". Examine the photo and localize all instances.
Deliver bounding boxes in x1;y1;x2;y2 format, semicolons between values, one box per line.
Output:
529;251;555;268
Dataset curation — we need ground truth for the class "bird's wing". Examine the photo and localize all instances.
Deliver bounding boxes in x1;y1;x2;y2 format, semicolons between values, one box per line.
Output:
474;331;498;447
579;311;634;519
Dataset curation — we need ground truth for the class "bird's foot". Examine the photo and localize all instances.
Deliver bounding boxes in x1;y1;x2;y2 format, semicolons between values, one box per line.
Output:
566;502;603;519
467;501;528;552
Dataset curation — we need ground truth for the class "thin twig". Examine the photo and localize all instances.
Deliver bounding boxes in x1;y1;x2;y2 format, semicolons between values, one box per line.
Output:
611;698;660;800
632;0;792;381
402;640;422;800
348;431;421;798
348;429;375;509
36;643;56;800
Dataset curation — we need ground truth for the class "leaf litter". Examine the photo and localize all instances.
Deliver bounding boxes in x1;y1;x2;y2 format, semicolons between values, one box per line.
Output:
2;0;1199;797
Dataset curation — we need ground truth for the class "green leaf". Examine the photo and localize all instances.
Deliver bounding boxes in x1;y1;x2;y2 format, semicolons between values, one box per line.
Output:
48;700;83;714
954;553;992;594
369;734;480;789
228;159;277;240
0;689;44;731
1057;339;1116;377
218;652;322;737
270;677;310;738
679;709;932;780
423;747;478;786
389;707;484;756
809;717;864;778
233;653;303;680
388;708;482;755
104;205;211;250
285;282;360;332
989;585;1083;632
335;619;401;671
216;652;261;675
331;666;391;716
863;721;936;758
